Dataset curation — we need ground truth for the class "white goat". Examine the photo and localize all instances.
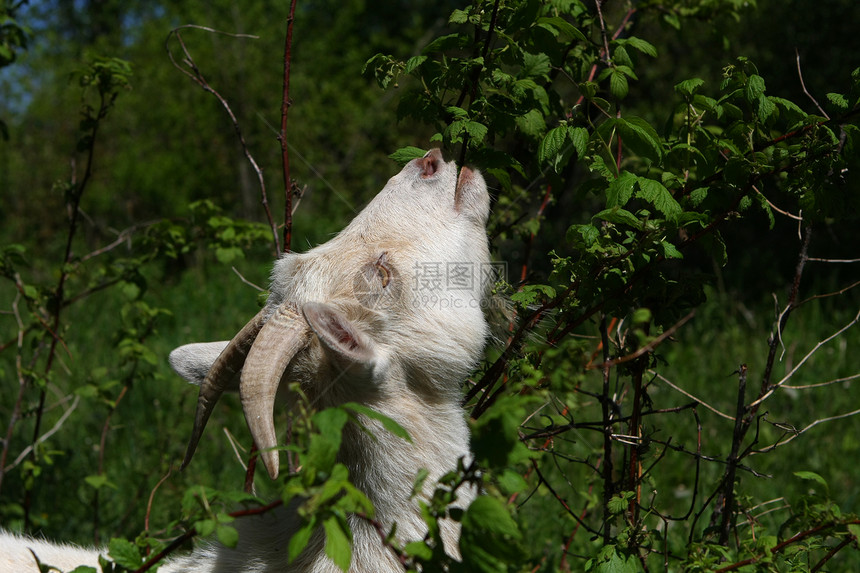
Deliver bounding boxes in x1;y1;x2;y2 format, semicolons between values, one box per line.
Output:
1;149;492;572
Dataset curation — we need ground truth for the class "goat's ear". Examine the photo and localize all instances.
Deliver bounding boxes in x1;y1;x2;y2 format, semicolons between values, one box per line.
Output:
169;341;240;391
302;302;378;368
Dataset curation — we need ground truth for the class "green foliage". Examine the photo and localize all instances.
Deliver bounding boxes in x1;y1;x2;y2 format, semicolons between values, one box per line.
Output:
1;1;859;572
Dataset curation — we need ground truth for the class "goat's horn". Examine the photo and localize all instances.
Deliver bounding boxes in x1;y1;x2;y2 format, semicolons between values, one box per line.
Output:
181;308;268;471
240;302;310;479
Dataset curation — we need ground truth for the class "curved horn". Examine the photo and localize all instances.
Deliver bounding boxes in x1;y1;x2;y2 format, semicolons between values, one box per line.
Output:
240;302;310;479
182;308;268;470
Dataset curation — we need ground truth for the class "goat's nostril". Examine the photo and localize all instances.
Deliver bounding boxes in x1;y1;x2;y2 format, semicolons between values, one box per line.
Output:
420;148;444;178
420;155;439;178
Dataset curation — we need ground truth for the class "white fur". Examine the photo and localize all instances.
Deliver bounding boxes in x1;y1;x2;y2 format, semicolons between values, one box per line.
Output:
1;150;492;572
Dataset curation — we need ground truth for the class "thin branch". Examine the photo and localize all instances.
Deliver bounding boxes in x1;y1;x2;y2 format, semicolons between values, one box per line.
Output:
280;0;298;253
749;308;860;409
752;407;860;453
230;266;265;292
587;310;695;371
4;395;81;473
166;26;280;256
649;371;735;421
796;49;829;119
782;372;860;390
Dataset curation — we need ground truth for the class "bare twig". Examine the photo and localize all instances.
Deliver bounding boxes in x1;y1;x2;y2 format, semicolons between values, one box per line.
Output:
796;49;829;119
5;395;81;473
166;26;281;255
753;407;860;453
749;308;860;409
649;371;735;421
231;266;265;292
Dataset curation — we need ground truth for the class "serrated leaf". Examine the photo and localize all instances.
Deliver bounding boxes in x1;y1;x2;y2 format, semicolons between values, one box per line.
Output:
757;95;776;122
217;525;239;548
623;36;657;57
606;171;637;208
614;117;662;162
342;402;411;442
515;109;546;139
404;55;427;74
522;52;551;78
388;146;426;165
323;516;352;571
610;70;629;100
827;92;849;111
661;240;683;259
636;177;682;219
461;496;520;539
794;471;828;488
446;106;469;119
675;78;705;97
745;74;766;103
449;8;469;24
464;121;488;144
108;538;142;569
288;521;315;562
593;207;641;228
404;540;433;560
570;127;589;159
538;126;569;170
536;16;587;41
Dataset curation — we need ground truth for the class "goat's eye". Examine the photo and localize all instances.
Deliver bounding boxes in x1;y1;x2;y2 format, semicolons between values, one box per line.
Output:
374;254;392;288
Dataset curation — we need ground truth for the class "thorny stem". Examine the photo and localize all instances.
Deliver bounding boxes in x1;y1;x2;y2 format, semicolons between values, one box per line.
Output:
712;225;811;545
280;0;298;254
23;89;110;527
599;315;613;545
717;364;747;545
713;519;860;572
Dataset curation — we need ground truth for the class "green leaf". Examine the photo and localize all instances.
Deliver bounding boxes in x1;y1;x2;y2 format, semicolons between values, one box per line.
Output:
606;171;637;208
404;55;427;74
757;95;776;122
108;538;143;569
449;8;469;24
610;69;629;100
462;496;520;539
217;524;239;548
675;78;705;97
745;74;766;103
827;92;849;111
661;240;683;259
621;37;657;57
84;474;117;491
593;207;641;228
515;109;546;139
342;402;412;442
288;521;315;562
536;16;587;41
323;516;352;571
570;127;589;159
404;540;433;560
388;146;426;165
521;52;551;79
614;117;662;162
538;126;569;170
636;177;682;219
794;471;828;488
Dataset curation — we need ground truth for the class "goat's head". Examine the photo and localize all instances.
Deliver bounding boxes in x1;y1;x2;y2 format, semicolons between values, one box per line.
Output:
169;149;493;479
